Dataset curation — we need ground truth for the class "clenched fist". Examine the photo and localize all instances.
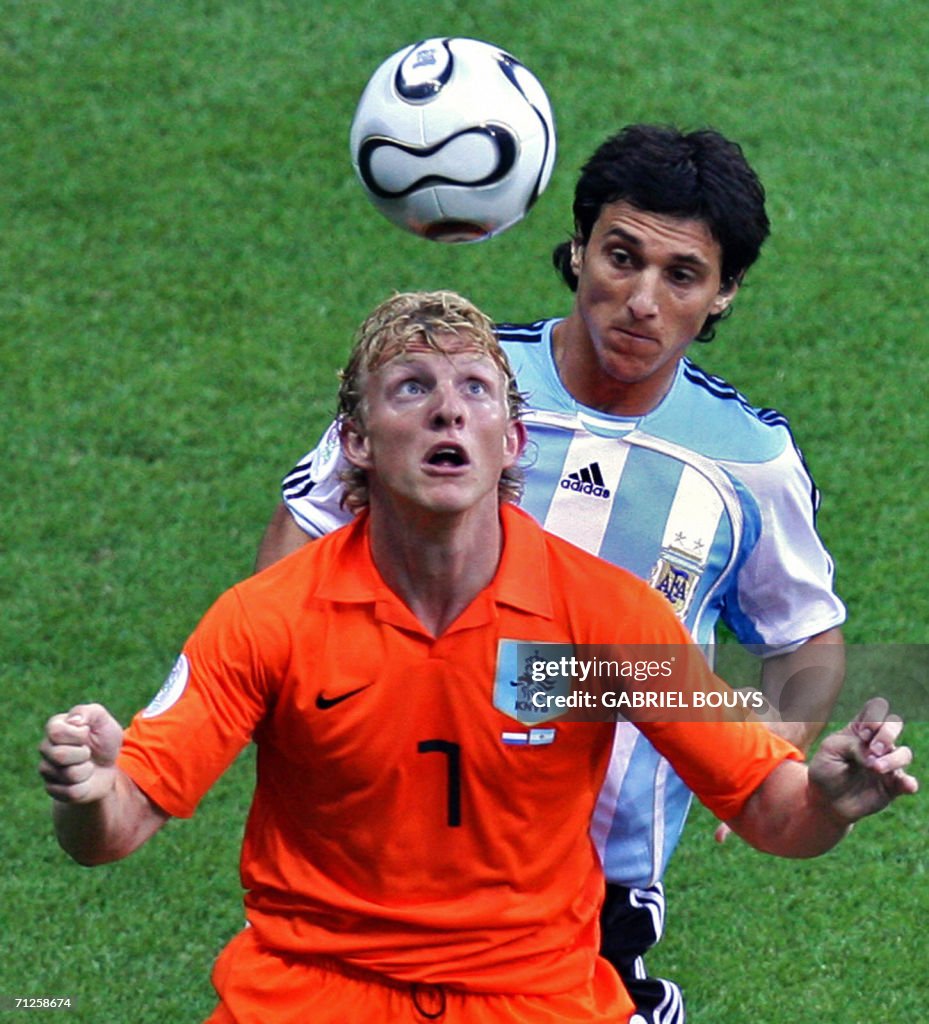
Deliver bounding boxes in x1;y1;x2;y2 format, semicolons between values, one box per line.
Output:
38;703;124;804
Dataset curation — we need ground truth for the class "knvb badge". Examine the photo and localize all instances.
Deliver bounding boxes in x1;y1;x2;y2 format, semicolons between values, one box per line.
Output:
494;640;575;724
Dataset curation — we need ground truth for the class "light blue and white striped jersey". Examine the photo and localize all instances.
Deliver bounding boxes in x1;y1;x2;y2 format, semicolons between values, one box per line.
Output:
281;318;845;887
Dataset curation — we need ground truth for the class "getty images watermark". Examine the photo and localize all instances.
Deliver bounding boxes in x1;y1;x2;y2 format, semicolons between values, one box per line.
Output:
525;652;766;714
499;643;929;725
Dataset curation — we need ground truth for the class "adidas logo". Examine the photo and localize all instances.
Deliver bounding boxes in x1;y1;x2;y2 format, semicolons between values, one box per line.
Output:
559;461;611;499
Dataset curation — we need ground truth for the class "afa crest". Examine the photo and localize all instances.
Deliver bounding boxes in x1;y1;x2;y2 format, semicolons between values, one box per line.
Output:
649;556;699;619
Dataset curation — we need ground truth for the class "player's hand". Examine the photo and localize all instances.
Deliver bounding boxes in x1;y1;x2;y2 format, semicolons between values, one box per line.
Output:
38;703;124;804
808;697;918;824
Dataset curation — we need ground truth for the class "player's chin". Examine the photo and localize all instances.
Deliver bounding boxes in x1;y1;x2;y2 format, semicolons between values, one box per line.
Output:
598;347;660;385
422;494;480;516
422;481;495;516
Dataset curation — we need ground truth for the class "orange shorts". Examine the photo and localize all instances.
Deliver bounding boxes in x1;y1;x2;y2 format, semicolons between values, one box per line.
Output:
204;927;634;1024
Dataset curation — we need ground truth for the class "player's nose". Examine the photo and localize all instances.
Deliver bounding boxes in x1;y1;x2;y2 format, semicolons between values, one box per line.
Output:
429;380;466;427
626;271;660;319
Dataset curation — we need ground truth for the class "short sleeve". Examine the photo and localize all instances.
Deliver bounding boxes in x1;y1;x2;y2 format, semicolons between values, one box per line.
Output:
641;717;803;823
720;442;846;650
117;587;271;818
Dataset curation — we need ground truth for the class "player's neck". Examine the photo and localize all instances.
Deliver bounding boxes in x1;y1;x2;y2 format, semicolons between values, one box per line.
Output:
552;317;680;416
366;499;503;637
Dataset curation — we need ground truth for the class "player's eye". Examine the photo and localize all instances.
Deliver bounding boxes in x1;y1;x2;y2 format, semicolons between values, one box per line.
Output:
668;267;698;286
397;378;427;396
609;247;633;268
465;378;490;396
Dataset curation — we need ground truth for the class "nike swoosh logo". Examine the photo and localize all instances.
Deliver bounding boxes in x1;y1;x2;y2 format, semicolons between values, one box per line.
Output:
315;685;372;710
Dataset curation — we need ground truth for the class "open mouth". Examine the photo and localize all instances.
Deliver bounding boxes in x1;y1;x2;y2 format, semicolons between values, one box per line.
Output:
425;443;469;468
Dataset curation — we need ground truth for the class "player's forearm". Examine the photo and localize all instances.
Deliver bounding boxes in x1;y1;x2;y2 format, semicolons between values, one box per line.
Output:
52;769;168;866
727;759;851;858
761;627;845;752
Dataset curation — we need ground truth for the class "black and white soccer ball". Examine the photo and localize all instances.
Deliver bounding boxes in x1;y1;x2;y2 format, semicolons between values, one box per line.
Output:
349;37;556;243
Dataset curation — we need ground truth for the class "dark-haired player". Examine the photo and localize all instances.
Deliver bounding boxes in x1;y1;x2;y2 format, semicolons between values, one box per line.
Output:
256;125;847;1023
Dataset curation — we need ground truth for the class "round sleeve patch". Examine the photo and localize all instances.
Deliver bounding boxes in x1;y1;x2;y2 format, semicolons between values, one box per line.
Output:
142;654;190;718
310;421;343;483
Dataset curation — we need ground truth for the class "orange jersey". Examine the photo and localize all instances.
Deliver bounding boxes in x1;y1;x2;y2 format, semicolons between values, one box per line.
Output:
118;504;799;999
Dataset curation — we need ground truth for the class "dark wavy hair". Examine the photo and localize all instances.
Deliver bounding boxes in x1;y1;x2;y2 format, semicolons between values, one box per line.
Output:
552;124;770;341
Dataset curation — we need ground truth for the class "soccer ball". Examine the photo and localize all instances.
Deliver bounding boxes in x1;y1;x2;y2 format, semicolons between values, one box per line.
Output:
349;37;556;243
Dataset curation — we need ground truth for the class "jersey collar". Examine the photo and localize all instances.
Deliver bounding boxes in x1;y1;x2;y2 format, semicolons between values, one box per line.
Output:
314;504;554;634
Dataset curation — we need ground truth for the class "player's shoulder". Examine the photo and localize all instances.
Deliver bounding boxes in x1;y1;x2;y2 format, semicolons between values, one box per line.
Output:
495;319;552;345
237;519;362;613
543;522;628;575
505;501;635;585
646;358;796;463
537;517;675;618
495;319;554;365
493;319;570;410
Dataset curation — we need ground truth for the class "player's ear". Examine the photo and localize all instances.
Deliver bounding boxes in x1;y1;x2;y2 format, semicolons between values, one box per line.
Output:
569;238;584;277
710;275;741;315
340;418;373;470
503;419;526;468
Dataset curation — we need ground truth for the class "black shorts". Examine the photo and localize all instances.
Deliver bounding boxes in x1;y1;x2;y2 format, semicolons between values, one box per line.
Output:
599;882;685;1024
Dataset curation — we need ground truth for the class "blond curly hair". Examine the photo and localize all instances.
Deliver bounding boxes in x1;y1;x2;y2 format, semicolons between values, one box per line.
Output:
337;291;524;512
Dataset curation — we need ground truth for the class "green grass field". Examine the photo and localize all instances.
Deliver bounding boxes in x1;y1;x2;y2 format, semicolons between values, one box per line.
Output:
3;1;927;1020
